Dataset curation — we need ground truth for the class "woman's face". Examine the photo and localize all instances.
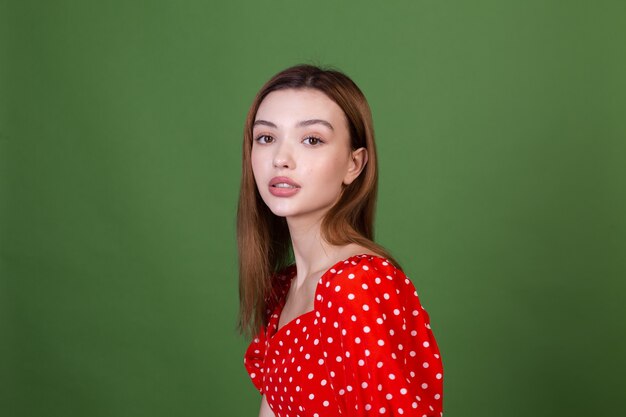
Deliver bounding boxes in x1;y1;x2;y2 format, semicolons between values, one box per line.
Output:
251;88;367;222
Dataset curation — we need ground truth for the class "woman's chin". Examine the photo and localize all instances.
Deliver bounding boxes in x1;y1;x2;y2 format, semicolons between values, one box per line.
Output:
266;206;295;218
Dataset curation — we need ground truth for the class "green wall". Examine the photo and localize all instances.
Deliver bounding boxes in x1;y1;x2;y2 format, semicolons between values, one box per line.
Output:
1;1;624;416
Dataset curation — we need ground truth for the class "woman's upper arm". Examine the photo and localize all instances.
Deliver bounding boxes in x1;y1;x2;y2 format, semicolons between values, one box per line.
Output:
258;394;275;417
315;258;444;416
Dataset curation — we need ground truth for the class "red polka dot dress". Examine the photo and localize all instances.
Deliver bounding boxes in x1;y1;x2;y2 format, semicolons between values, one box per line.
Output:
244;254;443;416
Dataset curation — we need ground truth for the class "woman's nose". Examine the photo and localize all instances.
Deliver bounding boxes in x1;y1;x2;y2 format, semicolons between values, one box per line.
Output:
273;142;295;168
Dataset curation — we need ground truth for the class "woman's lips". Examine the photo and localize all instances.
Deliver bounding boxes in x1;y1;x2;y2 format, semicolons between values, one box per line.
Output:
269;185;300;197
269;176;300;197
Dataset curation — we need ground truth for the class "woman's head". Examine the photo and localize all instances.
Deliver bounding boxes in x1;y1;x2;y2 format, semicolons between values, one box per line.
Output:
237;64;399;336
243;64;379;237
250;86;369;231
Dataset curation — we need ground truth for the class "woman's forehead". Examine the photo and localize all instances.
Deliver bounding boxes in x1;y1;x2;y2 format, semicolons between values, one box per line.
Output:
255;88;347;130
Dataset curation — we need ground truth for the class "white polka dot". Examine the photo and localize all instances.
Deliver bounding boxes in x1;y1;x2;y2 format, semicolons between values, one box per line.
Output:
336;356;342;362
321;379;327;386
386;393;393;400
365;404;372;411
323;400;330;406
423;341;430;348
308;373;314;379
362;283;368;290
377;361;383;368
435;393;441;400
363;304;370;311
400;388;408;395
393;309;400;315
377;339;385;346
348;293;355;300
355;337;361;343
250;373;256;378
389;373;396;380
338;307;344;313
362;265;369;270
309;393;315;400
376;318;383;324
421;383;428;389
436;373;442;379
318;359;324;365
379;407;386;414
335;285;341;292
361;381;368;388
327;337;333;343
363;326;371;333
423;362;429;368
348;273;355;279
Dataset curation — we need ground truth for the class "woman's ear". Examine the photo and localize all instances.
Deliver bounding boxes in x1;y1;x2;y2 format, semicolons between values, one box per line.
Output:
343;147;368;185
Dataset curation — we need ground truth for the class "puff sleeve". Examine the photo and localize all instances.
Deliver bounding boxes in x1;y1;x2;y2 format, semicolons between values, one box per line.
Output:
244;325;268;394
314;257;443;416
243;266;296;395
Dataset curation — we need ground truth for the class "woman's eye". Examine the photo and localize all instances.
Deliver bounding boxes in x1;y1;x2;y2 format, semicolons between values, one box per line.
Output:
255;135;274;144
303;136;323;146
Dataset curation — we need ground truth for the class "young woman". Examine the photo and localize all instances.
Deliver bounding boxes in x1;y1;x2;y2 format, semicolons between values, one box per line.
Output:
238;65;443;417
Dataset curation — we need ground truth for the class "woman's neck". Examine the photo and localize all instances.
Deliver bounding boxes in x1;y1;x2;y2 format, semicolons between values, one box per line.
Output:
286;214;370;290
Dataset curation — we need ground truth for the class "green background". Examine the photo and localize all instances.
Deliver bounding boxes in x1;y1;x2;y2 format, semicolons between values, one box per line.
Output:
1;1;625;416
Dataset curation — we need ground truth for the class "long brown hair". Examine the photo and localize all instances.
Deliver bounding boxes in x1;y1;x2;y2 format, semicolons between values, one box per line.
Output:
237;64;401;337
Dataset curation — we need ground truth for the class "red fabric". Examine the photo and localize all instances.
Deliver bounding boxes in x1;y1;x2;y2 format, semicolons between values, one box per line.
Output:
244;254;443;417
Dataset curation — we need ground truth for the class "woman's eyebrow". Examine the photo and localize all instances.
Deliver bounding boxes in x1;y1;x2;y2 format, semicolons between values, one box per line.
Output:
252;119;334;130
253;120;277;128
297;119;334;131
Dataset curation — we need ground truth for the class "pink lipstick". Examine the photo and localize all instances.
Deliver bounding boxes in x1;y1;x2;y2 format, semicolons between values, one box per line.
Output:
269;176;301;197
